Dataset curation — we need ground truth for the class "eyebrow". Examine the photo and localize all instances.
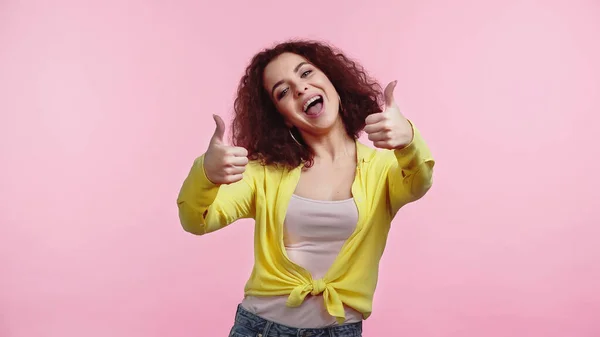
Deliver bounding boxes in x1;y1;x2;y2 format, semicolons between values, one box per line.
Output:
270;62;309;98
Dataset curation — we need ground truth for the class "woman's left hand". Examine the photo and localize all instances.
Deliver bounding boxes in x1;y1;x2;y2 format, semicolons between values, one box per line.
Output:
364;80;414;150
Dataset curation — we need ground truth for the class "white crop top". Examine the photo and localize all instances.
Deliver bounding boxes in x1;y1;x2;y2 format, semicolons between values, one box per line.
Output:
241;194;363;328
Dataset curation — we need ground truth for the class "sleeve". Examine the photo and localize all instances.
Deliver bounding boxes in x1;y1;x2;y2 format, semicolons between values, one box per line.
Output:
176;154;256;235
387;121;435;215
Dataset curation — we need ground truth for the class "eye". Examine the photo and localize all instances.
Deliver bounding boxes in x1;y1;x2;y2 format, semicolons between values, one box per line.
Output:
277;88;288;100
301;70;312;78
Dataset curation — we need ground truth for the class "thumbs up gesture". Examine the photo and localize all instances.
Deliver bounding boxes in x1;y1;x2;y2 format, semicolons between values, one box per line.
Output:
364;81;413;150
203;115;249;185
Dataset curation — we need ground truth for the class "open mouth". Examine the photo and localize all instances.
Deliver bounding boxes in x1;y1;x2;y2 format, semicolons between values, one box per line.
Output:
303;95;324;116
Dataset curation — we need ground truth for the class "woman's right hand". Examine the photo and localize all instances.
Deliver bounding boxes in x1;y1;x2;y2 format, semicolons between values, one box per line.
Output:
203;114;249;185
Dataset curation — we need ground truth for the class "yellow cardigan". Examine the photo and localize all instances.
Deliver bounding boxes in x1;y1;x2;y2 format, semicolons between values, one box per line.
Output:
176;123;435;324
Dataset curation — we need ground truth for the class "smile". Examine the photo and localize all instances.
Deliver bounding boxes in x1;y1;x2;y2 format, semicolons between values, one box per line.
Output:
302;95;324;117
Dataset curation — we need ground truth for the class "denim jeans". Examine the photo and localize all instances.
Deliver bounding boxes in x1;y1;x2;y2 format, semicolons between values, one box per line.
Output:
228;304;363;337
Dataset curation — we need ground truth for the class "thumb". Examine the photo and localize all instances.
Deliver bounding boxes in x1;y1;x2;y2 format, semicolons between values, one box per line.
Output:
210;114;226;144
384;80;398;108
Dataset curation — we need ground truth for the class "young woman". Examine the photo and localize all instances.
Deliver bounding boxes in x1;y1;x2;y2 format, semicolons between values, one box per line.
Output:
177;40;435;337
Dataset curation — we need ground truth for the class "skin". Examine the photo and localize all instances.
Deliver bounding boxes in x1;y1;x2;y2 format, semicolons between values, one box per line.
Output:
203;52;414;200
263;52;357;201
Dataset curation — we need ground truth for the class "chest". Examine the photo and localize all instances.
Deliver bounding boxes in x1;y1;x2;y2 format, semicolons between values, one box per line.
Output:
293;160;357;201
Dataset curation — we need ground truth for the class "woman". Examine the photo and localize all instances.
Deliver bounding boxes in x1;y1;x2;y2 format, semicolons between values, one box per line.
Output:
177;40;435;336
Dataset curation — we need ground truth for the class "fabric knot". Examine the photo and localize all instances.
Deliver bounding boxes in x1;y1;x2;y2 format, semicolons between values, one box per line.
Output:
286;279;345;323
310;278;326;295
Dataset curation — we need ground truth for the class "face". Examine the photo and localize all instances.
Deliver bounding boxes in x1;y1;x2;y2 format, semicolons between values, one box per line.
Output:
262;52;341;136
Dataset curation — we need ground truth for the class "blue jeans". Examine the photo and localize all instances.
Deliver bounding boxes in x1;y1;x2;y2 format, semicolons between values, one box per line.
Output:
228;304;363;337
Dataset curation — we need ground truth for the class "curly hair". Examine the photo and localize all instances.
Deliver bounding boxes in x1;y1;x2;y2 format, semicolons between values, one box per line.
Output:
231;39;383;169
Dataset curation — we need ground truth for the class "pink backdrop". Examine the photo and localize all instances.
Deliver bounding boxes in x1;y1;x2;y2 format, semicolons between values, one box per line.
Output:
1;0;599;336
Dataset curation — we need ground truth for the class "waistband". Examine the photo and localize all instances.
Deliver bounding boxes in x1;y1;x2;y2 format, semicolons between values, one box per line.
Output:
233;304;363;337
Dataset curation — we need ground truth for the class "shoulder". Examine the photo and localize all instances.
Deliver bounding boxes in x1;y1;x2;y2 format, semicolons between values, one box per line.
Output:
356;141;396;168
242;159;288;182
246;160;264;172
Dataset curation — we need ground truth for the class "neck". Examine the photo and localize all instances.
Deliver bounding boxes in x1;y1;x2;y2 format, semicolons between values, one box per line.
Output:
300;118;356;164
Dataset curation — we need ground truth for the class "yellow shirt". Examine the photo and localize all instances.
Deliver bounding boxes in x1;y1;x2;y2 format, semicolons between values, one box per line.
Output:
176;123;435;324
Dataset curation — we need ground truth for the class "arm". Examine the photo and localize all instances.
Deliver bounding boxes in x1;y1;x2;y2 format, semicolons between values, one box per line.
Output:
363;81;435;215
387;121;435;215
176;154;255;235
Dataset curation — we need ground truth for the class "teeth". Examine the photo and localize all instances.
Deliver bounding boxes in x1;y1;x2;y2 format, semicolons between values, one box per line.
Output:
303;96;321;112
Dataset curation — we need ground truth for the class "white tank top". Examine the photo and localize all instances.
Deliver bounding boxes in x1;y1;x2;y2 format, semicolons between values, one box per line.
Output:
241;194;363;328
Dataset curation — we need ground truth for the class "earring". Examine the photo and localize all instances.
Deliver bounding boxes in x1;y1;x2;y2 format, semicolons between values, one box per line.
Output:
289;129;303;146
338;95;344;112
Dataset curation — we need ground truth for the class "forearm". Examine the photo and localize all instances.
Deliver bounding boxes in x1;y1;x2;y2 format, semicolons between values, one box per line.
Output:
176;154;256;235
177;155;220;234
388;123;435;211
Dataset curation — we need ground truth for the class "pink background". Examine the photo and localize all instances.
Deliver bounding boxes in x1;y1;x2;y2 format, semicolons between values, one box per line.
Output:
1;0;599;336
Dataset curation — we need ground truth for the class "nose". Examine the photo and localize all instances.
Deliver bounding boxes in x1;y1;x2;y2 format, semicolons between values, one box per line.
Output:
292;83;308;97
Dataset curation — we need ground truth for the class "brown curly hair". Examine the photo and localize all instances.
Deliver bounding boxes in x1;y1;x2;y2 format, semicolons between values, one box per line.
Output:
231;39;383;169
